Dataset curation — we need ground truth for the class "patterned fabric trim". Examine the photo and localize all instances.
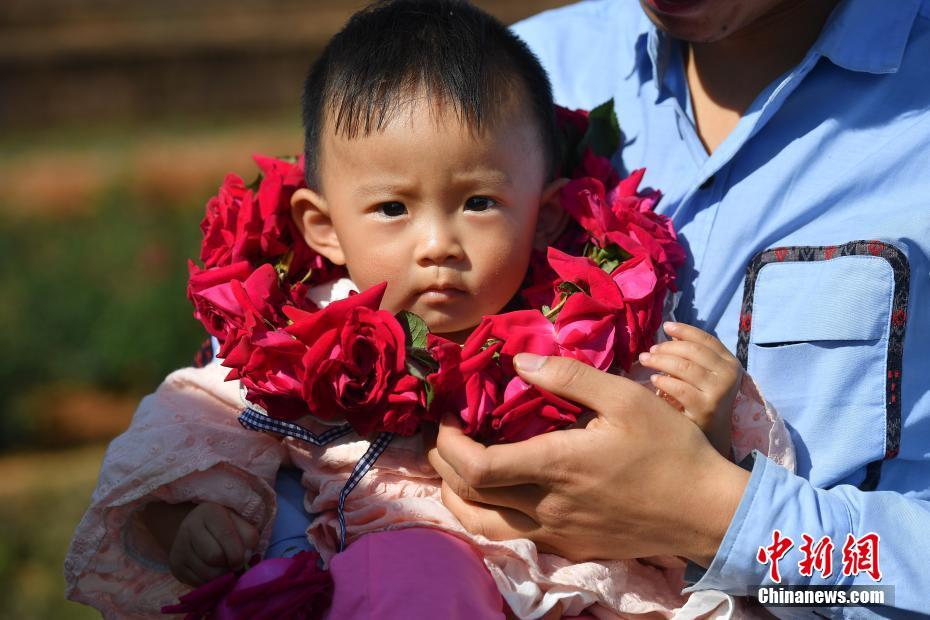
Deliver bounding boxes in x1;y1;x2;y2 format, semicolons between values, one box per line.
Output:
238;408;354;446
239;408;394;552
336;432;394;552
736;240;909;490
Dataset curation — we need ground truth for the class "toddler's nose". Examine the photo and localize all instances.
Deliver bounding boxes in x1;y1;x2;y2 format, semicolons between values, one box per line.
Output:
415;218;465;267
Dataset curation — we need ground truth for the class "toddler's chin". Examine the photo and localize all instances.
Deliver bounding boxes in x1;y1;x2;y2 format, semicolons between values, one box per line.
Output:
424;316;481;345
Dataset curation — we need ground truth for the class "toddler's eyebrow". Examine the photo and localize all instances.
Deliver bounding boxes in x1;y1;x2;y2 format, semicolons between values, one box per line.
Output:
355;182;415;198
450;170;512;188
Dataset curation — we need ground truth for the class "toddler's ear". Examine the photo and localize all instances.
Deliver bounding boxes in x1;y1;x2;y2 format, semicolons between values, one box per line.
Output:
291;188;346;265
534;177;570;251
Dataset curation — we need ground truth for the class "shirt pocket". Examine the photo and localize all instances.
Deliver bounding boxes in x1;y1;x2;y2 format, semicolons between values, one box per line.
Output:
736;244;906;489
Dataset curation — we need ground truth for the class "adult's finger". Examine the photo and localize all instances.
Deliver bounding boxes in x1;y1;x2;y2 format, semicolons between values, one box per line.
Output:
513;353;647;413
428;441;544;514
435;415;555;489
440;481;541;542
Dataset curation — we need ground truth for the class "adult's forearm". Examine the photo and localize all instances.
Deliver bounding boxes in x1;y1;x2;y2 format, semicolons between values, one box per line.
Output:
675;456;751;567
687;455;930;616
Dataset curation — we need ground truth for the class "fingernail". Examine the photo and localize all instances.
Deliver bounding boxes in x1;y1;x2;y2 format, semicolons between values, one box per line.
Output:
639;352;651;362
514;352;545;373
649;344;658;353
664;321;677;332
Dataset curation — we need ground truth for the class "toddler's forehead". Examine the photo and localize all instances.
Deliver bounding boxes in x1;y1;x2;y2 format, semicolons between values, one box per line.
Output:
318;90;546;187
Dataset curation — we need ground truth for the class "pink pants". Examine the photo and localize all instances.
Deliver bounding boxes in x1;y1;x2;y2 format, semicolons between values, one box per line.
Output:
327;528;505;619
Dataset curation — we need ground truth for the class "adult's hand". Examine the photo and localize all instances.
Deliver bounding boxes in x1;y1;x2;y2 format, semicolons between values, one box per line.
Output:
427;352;751;566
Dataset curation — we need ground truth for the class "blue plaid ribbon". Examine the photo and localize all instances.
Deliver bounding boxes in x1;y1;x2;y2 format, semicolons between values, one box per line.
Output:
238;407;395;552
238;408;354;445
337;432;394;551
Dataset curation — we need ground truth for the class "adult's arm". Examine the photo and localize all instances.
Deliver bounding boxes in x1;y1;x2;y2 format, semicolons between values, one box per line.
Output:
429;353;930;617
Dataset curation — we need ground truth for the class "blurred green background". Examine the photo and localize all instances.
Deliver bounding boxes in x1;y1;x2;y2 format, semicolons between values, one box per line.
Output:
0;1;568;618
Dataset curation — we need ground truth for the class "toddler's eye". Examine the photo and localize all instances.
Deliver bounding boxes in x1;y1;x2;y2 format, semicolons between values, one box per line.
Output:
377;202;407;218
465;196;497;212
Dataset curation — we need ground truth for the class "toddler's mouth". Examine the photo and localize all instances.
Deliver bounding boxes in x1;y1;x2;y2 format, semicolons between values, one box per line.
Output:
417;284;468;304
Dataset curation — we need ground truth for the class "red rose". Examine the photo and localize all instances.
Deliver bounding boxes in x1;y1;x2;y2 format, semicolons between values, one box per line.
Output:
286;284;427;436
555;105;589;135
561;171;685;289
188;262;282;341
253;155;305;259
200;173;264;269
222;325;309;421
429;315;582;443
572;147;619;188
487;376;581;443
428;324;504;437
547;248;625;307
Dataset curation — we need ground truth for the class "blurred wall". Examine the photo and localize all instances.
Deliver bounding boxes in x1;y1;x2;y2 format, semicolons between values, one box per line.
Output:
1;0;570;130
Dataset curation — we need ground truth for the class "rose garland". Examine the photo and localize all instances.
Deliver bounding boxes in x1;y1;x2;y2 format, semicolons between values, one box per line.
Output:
187;101;685;444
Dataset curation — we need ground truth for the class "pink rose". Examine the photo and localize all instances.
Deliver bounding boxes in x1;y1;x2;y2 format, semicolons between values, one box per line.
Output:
286;284;427;436
217;552;332;620
161;570;239;619
162;551;332;620
554;293;618;370
547;248;666;371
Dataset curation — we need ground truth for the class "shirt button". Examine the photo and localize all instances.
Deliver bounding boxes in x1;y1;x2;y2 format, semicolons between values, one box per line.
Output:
699;175;715;190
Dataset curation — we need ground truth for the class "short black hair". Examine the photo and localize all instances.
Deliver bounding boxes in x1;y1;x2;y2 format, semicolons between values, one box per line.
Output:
301;0;558;188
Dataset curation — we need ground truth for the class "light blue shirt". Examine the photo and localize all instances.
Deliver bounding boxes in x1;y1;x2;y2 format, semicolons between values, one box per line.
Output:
515;1;930;616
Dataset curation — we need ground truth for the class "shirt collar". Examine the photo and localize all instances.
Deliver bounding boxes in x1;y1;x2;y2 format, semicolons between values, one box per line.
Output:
814;0;921;74
629;0;921;85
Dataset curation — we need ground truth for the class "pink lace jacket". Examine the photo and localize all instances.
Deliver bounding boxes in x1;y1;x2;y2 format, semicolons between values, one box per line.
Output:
65;353;793;619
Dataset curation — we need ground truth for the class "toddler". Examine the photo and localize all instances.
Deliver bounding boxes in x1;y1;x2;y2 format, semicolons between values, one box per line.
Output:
65;1;793;618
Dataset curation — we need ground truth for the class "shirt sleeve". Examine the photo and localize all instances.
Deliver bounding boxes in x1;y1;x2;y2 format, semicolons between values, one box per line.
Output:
685;453;930;618
64;363;288;619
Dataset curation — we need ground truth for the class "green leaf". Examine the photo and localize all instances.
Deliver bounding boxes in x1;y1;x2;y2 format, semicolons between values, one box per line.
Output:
424;381;435;410
578;99;621;160
406;360;428;382
408;347;439;373
397;310;429;349
558;280;587;295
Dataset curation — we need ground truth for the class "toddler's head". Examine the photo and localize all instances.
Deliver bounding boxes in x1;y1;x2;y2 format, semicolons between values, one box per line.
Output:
292;0;565;342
